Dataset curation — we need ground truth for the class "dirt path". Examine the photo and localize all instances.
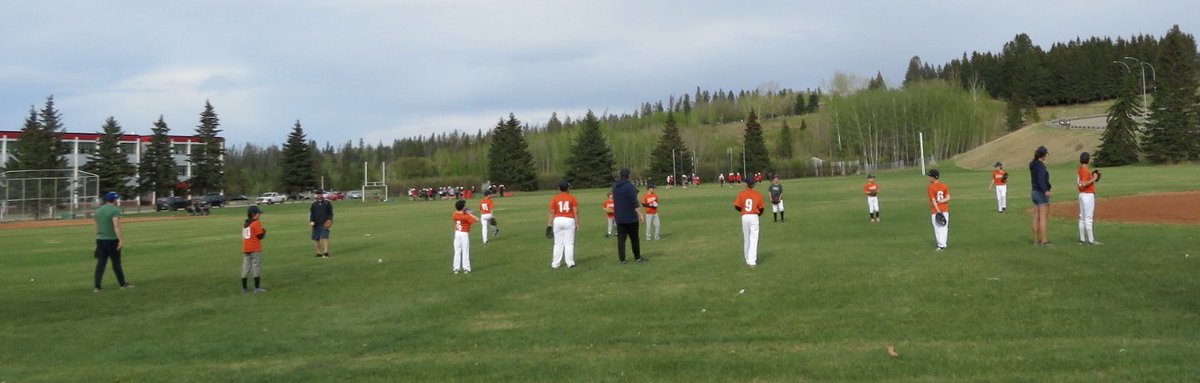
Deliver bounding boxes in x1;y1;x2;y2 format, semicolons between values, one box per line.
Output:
1048;191;1200;225
0;215;204;230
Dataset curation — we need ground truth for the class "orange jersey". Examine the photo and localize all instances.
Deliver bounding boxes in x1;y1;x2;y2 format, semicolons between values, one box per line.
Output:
603;198;615;218
453;211;477;233
864;181;879;196
642;193;659;214
927;181;950;214
549;192;578;218
992;169;1007;185
734;189;765;215
480;197;494;214
242;219;265;253
1077;165;1095;193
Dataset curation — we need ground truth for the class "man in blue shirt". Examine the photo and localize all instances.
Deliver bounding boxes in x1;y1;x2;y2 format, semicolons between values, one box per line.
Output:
612;168;645;264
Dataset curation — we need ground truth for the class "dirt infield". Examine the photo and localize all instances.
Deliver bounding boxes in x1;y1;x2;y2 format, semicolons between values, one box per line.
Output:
0;215;202;230
1049;191;1200;225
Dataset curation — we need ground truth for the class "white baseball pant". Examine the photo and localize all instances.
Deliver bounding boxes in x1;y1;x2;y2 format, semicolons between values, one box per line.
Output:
1078;192;1095;243
995;185;1008;212
645;213;660;240
772;200;784;213
930;212;949;248
741;214;759;266
480;213;493;243
551;217;576;268
453;231;471;272
867;196;879;213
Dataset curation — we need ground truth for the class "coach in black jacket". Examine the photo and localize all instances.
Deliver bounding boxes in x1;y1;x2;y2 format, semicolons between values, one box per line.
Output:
612;168;644;264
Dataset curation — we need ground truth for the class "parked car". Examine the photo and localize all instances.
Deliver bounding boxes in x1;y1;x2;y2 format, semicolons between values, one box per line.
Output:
228;194;249;201
155;196;189;211
202;193;225;208
256;192;286;205
323;191;344;201
346;190;363;200
287;192;311;201
186;199;211;216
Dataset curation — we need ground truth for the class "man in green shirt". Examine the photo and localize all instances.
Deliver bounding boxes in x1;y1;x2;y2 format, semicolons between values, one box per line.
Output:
94;192;132;292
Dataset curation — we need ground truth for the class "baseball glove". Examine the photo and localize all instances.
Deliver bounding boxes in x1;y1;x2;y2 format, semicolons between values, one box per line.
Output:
867;190;878;197
1092;170;1101;182
1001;173;1009;182
545;225;554;239
323;220;333;229
934;212;947;227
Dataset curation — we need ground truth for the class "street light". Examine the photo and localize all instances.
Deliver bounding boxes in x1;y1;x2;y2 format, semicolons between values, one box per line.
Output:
1122;57;1156;118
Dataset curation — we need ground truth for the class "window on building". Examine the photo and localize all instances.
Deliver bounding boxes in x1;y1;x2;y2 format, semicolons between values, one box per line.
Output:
120;143;137;154
174;144;188;155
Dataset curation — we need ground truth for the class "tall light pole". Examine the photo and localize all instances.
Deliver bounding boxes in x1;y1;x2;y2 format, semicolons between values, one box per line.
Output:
1123;57;1156;118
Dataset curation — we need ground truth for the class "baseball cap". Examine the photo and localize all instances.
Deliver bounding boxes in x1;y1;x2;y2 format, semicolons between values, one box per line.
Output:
867;174;874;179
483;189;492;196
927;169;940;179
647;182;655;189
994;161;1003;167
247;205;262;215
745;178;756;186
558;180;570;191
619;168;631;178
104;191;119;202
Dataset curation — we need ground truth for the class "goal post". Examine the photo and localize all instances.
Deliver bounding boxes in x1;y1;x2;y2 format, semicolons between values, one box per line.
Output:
361;161;388;202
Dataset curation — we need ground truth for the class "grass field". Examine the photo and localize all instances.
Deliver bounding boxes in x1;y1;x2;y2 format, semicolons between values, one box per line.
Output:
2;163;1198;381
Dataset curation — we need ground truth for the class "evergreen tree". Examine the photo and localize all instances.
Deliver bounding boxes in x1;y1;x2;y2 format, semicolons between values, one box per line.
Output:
1094;73;1143;166
1005;98;1024;131
776;120;794;159
742;110;771;174
799;119;808;131
563;110;616;188
280;120;318;193
7;97;70;172
903;56;924;87
138;116;179;197
487;113;538;191
1143;25;1199;163
807;92;820;113
82;117;137;198
793;93;807;115
546;112;563;133
188;100;226;193
647;112;692;183
867;71;888;90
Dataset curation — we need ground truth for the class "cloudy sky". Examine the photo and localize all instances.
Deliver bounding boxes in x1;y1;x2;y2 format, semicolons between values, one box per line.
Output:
1;0;1195;146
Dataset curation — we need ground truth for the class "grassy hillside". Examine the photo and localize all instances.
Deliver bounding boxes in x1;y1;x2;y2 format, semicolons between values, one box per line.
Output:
955;100;1114;170
2;163;1197;381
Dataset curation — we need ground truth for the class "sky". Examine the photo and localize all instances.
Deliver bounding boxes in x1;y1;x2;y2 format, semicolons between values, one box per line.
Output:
0;0;1195;147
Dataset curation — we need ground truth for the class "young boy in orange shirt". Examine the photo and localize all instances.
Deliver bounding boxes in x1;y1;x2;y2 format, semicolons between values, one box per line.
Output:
241;205;267;294
734;179;765;267
452;200;479;274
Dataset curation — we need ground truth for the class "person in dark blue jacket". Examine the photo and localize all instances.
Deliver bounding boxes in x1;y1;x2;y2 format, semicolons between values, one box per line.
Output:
612;168;645;264
1029;146;1052;246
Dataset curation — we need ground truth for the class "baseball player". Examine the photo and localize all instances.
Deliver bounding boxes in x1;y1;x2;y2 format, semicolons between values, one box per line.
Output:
642;183;660;240
479;190;499;243
241;205;267;293
603;192;616;238
989;161;1008;213
927;169;951;251
734;179;765;267
768;175;784;223
548;180;579;268
1077;152;1100;245
864;174;880;222
452;200;479;274
719;173;726;187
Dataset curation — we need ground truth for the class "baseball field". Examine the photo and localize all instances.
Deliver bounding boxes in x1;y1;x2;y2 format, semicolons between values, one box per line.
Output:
2;162;1198;381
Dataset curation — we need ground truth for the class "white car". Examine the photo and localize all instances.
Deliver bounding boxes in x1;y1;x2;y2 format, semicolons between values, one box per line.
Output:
256;192;285;205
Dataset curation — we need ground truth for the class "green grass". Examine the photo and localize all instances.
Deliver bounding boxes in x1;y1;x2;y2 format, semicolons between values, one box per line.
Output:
2;163;1198;381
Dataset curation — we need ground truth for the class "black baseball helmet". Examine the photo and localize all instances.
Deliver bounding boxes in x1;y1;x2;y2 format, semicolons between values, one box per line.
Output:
927;169;940;179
